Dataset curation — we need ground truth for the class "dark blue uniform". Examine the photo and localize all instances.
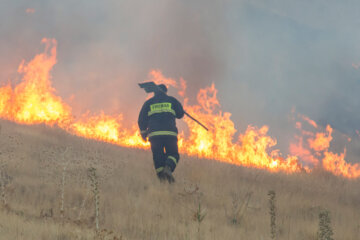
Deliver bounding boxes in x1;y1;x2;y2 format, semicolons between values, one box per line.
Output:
138;90;184;179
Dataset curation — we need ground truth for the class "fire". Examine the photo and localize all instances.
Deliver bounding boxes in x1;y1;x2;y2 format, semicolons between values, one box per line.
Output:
308;125;333;151
290;114;360;178
146;70;187;97
289;136;319;165
178;84;303;172
0;39;72;126
147;70;178;88
323;150;360;178
71;112;149;148
301;115;318;128
71;112;124;143
1;39;359;178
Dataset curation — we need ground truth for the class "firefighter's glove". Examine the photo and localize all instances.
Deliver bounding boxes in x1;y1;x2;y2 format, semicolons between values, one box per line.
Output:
140;130;148;142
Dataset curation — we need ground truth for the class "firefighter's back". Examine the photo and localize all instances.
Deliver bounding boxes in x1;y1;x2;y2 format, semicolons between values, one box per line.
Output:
145;93;183;137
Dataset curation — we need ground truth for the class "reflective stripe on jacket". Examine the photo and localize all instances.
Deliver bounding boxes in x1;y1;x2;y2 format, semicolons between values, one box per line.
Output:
138;92;184;138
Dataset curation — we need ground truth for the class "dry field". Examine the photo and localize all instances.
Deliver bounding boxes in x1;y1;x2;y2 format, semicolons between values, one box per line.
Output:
0;119;359;240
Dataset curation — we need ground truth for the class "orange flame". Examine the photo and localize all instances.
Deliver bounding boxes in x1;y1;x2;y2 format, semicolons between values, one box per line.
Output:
290;115;360;178
322;150;360;178
301;115;318;128
178;78;187;97
1;39;360;178
289;136;319;165
0;39;72;126
70;112;149;148
308;125;333;151
179;83;303;173
147;70;177;88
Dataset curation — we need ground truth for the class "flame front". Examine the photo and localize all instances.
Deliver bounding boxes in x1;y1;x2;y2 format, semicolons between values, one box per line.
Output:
71;112;149;148
0;39;72;126
290;113;360;178
1;39;359;178
179;84;303;173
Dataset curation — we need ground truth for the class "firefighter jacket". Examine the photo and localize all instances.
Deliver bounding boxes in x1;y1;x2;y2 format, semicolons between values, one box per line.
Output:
138;92;185;138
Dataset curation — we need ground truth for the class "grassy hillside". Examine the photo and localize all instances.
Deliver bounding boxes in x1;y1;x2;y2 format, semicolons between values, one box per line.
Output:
0;120;359;240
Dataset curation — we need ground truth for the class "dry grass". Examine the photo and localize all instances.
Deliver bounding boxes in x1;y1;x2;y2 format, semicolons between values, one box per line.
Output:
0;119;359;239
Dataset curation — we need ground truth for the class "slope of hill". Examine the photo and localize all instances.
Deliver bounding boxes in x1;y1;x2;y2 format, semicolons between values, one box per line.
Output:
0;120;358;239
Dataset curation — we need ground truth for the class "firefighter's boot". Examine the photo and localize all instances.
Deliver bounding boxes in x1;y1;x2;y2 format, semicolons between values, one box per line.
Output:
157;170;167;182
163;165;175;183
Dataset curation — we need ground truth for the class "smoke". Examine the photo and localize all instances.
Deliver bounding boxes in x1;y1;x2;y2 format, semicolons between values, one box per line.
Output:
219;1;360;158
1;0;360;161
0;0;228;120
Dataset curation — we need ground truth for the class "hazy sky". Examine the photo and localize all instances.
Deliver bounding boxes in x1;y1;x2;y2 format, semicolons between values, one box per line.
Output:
1;0;359;154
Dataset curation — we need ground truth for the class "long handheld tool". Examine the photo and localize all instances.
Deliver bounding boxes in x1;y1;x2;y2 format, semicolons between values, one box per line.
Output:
138;81;209;131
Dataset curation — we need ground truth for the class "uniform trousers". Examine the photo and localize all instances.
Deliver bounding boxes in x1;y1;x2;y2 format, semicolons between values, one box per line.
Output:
149;135;180;176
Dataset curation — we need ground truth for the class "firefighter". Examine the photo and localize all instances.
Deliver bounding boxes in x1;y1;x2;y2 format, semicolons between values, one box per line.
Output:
138;84;184;183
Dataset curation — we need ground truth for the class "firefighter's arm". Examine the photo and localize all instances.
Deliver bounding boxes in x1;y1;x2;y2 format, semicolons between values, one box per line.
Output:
173;98;185;119
138;103;149;141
